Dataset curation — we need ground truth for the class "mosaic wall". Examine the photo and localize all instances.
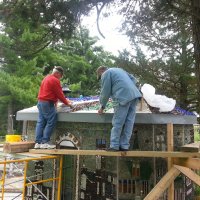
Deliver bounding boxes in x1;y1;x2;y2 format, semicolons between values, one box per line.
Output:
26;121;194;200
25;157;58;200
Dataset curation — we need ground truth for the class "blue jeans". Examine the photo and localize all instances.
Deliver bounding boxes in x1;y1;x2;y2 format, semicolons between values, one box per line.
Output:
110;99;138;150
35;101;57;144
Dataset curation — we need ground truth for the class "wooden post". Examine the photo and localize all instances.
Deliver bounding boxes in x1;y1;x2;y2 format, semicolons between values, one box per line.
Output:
139;97;144;111
174;165;200;186
144;167;180;200
167;123;174;200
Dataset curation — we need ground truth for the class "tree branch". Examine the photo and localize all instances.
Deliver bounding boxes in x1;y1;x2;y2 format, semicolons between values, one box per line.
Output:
96;3;106;39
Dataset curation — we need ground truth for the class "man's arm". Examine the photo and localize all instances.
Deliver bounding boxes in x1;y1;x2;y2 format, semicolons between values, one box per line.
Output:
99;71;112;109
53;79;73;107
127;72;137;84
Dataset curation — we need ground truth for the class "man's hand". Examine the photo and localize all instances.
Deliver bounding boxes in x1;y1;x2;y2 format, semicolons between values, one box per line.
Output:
68;102;74;109
98;107;104;114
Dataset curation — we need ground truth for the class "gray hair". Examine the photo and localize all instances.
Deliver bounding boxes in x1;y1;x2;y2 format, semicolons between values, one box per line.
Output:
96;66;108;80
52;66;64;75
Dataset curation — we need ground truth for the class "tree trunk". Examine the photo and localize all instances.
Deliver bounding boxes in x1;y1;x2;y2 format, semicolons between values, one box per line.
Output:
7;103;14;133
191;0;200;120
179;77;188;109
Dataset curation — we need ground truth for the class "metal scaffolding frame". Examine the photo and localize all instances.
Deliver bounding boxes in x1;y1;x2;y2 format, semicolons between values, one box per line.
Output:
0;155;63;200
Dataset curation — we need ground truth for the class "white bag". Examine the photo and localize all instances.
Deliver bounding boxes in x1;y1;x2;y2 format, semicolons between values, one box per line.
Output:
141;83;176;112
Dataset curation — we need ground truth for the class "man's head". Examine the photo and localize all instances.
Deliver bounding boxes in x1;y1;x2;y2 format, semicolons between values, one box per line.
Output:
52;66;64;79
96;66;108;80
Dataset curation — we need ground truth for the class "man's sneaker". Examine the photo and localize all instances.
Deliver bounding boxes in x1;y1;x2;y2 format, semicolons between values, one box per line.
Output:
106;147;119;152
119;147;129;151
34;143;41;149
40;143;56;149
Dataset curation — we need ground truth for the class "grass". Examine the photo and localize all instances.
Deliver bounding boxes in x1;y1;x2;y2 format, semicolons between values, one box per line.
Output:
194;124;200;141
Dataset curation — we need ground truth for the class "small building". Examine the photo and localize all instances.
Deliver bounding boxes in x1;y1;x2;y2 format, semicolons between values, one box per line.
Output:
16;101;197;200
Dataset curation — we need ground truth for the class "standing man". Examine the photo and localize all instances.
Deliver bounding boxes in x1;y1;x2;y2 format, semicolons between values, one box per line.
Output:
34;66;73;149
97;66;142;151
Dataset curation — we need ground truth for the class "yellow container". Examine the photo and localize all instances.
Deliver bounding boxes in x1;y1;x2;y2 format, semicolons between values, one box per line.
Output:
6;135;22;143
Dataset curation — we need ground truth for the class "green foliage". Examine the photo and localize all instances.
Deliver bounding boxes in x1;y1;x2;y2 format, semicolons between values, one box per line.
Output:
0;0;115;134
194;125;200;141
69;82;82;96
194;134;200;142
0;69;41;133
115;1;197;112
195;187;200;196
0;0;111;58
0;71;40;106
53;27;115;96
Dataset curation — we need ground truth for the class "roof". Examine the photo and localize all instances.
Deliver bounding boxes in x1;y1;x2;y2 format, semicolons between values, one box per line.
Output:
16;106;197;124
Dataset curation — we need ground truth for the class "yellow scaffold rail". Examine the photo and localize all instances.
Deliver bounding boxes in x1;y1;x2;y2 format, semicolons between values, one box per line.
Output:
1;158;7;200
22;161;28;200
0;155;63;200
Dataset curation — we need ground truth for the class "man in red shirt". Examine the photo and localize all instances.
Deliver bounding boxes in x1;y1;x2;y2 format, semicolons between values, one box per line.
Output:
34;66;73;149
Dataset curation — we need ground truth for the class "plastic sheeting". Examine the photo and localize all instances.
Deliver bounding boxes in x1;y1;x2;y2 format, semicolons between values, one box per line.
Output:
141;84;176;112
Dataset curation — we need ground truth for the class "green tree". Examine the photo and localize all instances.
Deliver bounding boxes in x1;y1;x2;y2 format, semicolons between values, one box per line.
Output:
113;0;198;113
0;67;41;133
115;20;197;110
0;0;113;57
0;32;43;133
0;11;115;133
0;0;110;133
77;0;200;114
53;27;115;96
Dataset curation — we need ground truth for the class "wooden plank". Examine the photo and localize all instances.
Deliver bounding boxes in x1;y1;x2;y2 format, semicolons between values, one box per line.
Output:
173;158;200;170
144;167;180;200
29;149;200;158
167;123;174;152
3;141;35;153
180;142;200;152
139;97;144;111
167;123;174;200
174;165;200;186
17;152;50;158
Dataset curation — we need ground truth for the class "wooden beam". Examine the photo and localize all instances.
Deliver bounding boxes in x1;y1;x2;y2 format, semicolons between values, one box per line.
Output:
173;158;200;170
167;123;174;200
144;167;180;200
180;142;200;152
3;141;35;153
174;165;200;186
139;97;144;111
29;149;200;158
167;123;174;152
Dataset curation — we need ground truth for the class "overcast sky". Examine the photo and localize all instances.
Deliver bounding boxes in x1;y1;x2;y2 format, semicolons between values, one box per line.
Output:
81;9;132;56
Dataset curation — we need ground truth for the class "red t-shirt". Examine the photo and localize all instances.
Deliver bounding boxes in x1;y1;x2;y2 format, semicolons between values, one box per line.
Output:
38;74;70;105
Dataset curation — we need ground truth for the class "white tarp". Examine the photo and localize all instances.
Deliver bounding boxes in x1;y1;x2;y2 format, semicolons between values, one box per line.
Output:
141;83;176;112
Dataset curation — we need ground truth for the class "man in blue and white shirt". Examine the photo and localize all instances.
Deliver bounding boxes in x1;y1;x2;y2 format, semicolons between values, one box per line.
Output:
96;66;142;151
